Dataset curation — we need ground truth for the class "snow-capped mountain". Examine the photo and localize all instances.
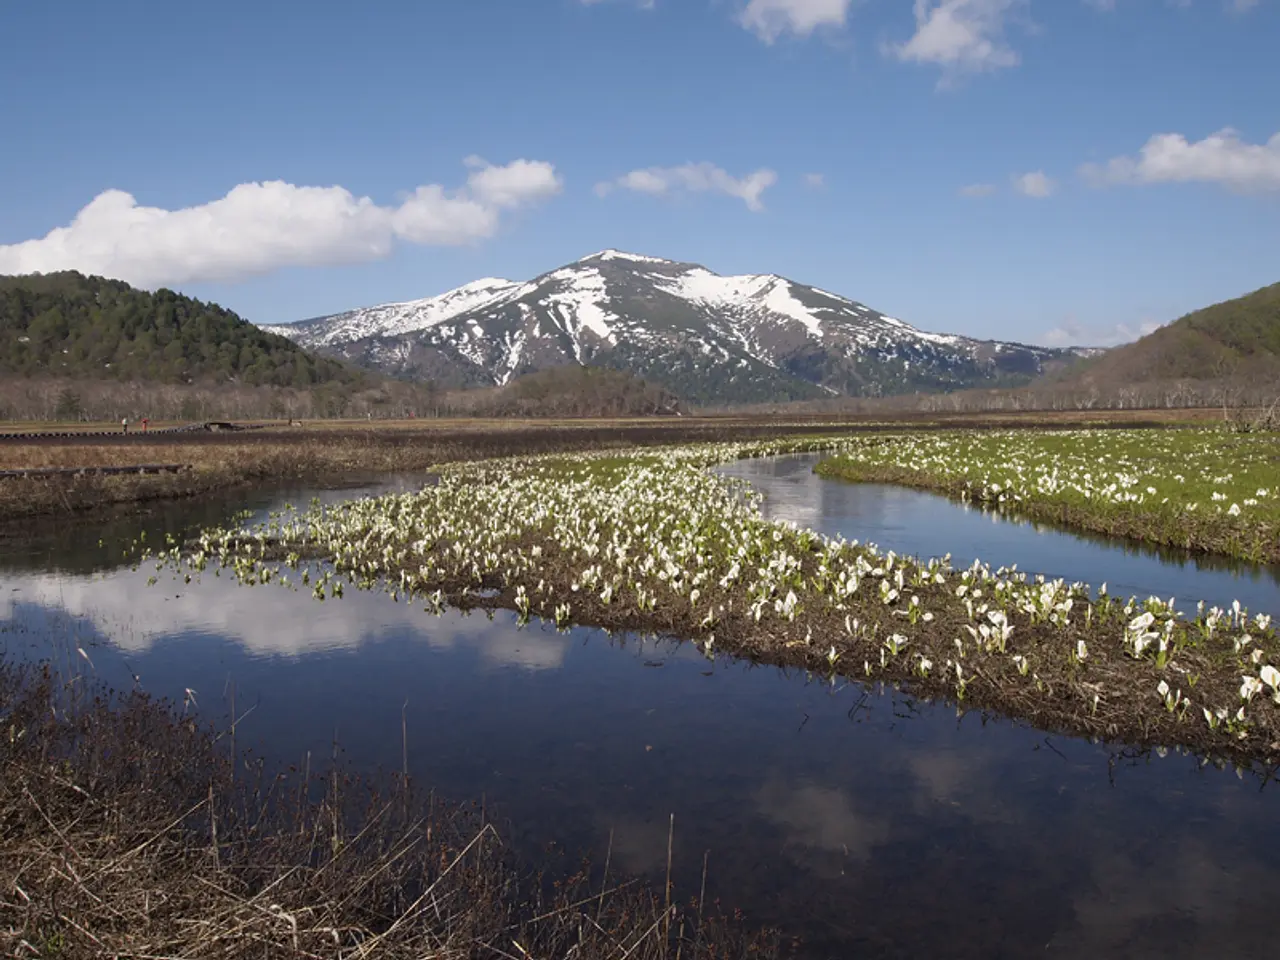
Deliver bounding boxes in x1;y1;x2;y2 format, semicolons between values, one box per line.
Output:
263;250;1094;405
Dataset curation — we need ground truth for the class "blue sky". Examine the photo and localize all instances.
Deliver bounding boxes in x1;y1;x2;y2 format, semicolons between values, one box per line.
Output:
0;0;1276;346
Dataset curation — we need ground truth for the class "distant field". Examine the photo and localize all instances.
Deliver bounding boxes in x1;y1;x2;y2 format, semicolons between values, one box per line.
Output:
0;417;889;521
0;408;1247;523
0;405;1230;435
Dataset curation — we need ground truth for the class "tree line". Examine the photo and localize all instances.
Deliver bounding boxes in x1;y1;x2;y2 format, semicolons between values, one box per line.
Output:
0;271;357;388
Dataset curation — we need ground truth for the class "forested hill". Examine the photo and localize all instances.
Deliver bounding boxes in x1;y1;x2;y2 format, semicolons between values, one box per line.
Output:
1059;280;1280;387
0;272;357;387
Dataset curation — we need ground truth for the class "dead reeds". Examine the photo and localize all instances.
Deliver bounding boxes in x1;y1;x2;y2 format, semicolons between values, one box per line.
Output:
0;414;1206;524
0;419;868;523
0;662;782;959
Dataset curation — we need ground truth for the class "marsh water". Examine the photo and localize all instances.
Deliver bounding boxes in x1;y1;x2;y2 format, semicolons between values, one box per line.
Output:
3;454;1279;959
716;453;1280;617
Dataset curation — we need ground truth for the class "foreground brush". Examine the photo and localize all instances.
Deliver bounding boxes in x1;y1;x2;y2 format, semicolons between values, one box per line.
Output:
0;661;783;959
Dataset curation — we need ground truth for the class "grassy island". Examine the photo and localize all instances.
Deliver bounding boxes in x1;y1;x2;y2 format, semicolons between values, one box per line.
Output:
815;428;1280;564
144;438;1280;769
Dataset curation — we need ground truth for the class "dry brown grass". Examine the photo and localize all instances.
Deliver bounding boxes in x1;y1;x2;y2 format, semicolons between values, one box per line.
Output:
0;411;1224;524
0;661;782;959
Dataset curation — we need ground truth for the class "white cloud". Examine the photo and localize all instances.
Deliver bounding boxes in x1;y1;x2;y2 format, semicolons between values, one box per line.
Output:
754;777;891;870
4;567;571;670
1012;170;1056;197
803;172;827;189
888;0;1027;80
460;155;561;209
1080;128;1280;193
1042;318;1162;348
738;0;853;43
959;182;997;196
595;162;778;211
1085;1;1255;13
580;0;656;8
0;158;562;288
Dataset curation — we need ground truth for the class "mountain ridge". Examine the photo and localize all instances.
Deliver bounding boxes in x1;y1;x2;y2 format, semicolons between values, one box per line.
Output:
264;250;1099;405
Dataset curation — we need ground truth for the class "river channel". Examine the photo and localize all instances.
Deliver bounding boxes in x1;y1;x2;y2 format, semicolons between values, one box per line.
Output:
2;454;1277;959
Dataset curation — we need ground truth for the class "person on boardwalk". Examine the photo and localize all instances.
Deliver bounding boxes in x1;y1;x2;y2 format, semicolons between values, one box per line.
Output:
121;417;129;435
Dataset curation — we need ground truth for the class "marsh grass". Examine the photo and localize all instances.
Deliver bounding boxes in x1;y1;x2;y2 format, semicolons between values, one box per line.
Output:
0;661;783;959
0;421;880;523
0;414;1223;523
817;428;1280;564
145;440;1280;770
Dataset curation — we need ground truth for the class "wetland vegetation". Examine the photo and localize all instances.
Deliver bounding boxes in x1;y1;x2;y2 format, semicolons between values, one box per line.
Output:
0;418;875;522
0;410;1222;524
0;661;781;959
7;424;1280;957
143;435;1280;768
816;428;1280;564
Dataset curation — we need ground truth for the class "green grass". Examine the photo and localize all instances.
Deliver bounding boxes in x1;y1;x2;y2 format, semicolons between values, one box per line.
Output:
816;428;1280;563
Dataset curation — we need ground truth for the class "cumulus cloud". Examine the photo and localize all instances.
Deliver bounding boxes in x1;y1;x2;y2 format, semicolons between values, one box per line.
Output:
0;158;562;288
595;162;778;211
1079;128;1280;193
1012;170;1056;197
4;568;571;670
803;172;827;189
887;0;1027;80
959;182;997;196
738;0;853;43
1042;318;1162;348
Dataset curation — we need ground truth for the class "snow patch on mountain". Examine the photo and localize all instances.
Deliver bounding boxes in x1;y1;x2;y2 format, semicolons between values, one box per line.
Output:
584;249;673;265
653;268;826;340
545;267;617;345
761;280;823;339
500;328;527;384
267;277;521;346
911;328;962;346
264;249;1094;403
658;267;774;305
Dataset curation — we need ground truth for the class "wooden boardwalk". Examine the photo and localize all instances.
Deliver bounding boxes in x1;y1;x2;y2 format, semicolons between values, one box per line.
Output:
0;421;266;441
0;464;191;480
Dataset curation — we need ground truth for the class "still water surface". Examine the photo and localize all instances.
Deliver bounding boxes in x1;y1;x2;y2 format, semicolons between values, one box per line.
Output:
3;456;1278;959
716;453;1280;617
